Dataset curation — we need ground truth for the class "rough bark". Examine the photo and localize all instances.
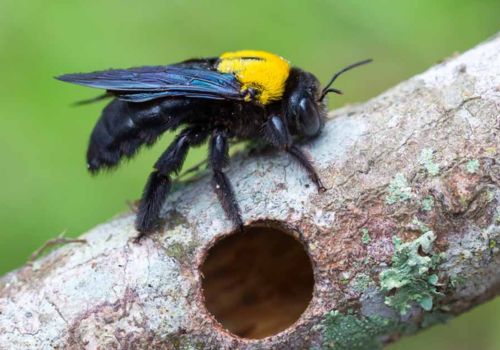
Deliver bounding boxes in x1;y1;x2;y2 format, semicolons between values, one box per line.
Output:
0;35;499;350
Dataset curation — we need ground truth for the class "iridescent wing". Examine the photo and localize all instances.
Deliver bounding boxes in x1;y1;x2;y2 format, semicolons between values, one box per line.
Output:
57;63;245;103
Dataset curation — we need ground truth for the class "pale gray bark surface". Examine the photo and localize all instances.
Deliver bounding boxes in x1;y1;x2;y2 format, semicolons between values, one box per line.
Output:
0;34;499;349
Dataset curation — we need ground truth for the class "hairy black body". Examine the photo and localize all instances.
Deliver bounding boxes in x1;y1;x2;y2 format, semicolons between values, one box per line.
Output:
58;51;371;239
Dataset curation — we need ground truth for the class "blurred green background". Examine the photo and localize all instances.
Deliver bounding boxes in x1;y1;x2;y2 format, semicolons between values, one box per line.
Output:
0;0;498;348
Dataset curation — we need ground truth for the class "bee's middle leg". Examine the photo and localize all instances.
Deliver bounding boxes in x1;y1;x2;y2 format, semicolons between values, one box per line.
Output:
209;129;243;230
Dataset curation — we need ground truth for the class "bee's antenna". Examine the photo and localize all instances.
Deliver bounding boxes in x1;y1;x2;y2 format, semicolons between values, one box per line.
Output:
322;88;343;96
319;59;372;101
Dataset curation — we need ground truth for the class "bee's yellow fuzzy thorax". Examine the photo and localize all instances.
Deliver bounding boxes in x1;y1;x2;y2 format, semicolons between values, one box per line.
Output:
217;50;291;105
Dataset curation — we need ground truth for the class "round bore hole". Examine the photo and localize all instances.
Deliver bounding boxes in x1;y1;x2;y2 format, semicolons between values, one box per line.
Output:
200;225;314;339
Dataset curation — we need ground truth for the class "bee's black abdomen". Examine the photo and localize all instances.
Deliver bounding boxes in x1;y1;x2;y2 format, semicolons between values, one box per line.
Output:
86;98;197;172
86;100;132;172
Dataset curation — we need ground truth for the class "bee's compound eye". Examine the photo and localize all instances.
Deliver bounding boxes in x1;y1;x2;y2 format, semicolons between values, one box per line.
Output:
298;98;321;137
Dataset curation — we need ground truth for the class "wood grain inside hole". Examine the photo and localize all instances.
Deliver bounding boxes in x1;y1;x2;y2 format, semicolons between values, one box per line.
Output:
201;226;314;339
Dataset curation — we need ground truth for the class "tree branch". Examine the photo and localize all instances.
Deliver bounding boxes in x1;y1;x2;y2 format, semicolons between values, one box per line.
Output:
1;34;499;350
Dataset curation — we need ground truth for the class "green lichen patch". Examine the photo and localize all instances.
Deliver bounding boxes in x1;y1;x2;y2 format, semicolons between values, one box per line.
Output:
340;271;351;285
320;311;402;350
421;196;434;212
449;273;466;288
448;274;466;289
360;228;371;245
485;190;495;202
489;239;497;250
386;173;413;204
411;217;431;233
465;159;480;174
353;273;374;292
379;232;443;315
419;148;440;176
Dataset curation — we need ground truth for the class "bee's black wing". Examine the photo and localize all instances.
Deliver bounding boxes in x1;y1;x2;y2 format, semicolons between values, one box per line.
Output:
57;65;244;103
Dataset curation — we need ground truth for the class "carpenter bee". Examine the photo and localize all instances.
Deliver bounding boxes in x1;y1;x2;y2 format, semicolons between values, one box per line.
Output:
57;50;371;239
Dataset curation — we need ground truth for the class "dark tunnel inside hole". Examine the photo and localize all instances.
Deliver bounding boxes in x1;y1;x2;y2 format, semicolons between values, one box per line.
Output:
200;225;315;339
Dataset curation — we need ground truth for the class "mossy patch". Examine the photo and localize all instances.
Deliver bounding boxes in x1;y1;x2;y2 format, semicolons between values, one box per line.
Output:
163;210;189;231
164;238;198;262
318;308;452;349
160;210;198;262
165;242;188;260
386;173;413;204
320;310;402;350
421;310;452;328
379;232;443;315
165;334;203;350
419;148;440;176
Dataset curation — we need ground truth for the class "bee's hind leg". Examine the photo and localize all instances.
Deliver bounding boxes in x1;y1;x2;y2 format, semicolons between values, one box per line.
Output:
135;126;208;241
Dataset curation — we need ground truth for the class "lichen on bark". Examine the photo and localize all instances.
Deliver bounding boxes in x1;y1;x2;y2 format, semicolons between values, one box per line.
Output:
379;231;443;315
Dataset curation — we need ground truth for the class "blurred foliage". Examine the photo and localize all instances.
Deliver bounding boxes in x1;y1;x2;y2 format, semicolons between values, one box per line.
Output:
0;1;498;349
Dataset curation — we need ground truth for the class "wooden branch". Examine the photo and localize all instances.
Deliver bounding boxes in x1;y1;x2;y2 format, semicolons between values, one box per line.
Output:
1;34;499;350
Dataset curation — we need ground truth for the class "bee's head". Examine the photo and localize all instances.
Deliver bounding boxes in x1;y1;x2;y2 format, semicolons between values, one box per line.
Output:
285;60;372;139
285;69;326;138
